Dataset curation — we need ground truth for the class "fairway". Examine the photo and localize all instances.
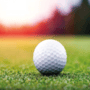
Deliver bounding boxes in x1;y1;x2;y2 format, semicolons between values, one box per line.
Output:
0;35;90;90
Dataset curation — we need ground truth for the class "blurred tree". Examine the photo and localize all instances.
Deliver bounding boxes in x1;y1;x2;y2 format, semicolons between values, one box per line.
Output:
47;10;65;35
74;0;90;34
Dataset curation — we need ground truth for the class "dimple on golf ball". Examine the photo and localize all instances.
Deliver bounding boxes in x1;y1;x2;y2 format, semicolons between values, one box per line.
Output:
33;39;67;75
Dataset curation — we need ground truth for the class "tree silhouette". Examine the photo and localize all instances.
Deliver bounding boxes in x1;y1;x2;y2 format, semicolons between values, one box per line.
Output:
74;0;90;34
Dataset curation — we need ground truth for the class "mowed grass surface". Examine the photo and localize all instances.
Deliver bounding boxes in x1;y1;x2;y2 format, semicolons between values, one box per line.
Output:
0;35;90;90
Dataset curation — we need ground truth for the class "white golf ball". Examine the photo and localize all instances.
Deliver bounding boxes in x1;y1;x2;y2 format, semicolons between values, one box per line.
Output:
33;39;67;75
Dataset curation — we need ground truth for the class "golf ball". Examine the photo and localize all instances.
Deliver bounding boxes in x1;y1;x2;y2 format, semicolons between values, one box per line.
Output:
33;39;67;75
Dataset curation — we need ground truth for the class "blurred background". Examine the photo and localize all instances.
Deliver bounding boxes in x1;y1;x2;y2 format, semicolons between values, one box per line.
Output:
0;0;90;35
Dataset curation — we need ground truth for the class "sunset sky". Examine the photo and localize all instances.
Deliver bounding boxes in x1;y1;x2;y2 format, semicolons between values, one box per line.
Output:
0;0;83;27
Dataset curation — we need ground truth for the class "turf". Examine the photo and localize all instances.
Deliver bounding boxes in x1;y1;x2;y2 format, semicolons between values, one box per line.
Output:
0;35;90;90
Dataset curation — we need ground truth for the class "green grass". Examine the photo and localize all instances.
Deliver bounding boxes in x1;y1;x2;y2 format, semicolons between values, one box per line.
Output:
0;35;90;90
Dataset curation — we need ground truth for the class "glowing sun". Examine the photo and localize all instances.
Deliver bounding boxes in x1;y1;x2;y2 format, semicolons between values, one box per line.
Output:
0;0;57;26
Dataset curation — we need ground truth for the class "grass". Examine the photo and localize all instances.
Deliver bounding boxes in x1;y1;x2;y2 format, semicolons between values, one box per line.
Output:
0;35;90;90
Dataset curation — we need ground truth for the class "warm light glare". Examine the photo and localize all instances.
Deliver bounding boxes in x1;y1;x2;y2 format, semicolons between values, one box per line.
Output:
0;0;82;26
0;0;57;26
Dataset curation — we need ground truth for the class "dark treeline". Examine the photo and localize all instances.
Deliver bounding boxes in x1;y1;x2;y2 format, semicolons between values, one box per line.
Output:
73;0;90;34
55;0;90;35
